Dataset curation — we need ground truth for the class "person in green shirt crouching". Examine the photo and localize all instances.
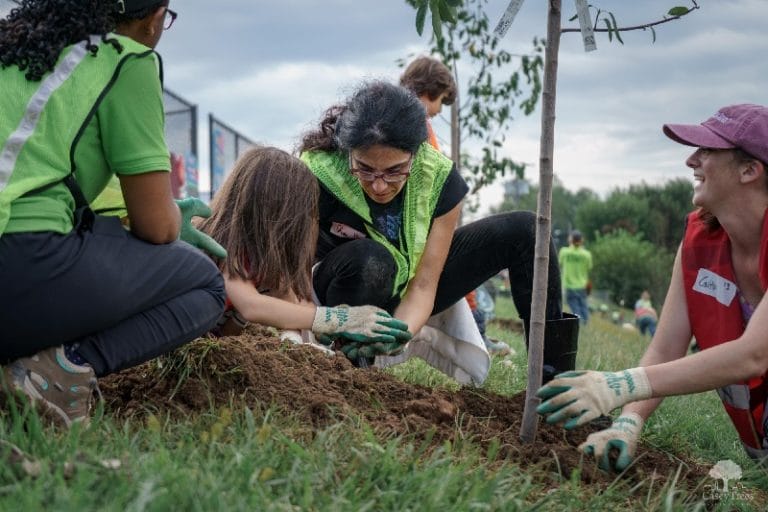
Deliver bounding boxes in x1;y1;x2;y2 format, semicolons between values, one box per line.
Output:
0;0;225;428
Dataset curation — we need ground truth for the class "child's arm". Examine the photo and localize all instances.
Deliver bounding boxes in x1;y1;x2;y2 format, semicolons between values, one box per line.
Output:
225;275;316;330
226;274;411;344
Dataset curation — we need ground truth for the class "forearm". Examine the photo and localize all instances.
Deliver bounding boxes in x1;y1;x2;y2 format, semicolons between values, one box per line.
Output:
646;336;767;397
621;397;664;422
642;291;768;397
394;281;437;334
237;295;316;330
121;172;181;244
225;277;315;330
618;340;676;421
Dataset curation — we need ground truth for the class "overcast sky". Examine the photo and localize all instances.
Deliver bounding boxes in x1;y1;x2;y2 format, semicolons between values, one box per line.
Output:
2;0;767;214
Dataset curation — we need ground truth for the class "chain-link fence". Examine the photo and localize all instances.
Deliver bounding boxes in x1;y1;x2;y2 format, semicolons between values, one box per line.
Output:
209;114;256;197
164;89;199;199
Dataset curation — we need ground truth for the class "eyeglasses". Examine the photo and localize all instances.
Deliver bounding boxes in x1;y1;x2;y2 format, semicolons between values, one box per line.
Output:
163;8;177;30
349;155;413;183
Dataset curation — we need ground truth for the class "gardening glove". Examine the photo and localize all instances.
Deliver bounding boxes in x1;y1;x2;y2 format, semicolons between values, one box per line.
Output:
339;339;408;361
175;198;227;259
312;305;412;344
535;368;652;429
579;412;644;472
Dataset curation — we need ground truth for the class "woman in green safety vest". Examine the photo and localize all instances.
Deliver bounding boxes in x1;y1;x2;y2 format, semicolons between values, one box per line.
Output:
0;0;225;428
299;81;578;379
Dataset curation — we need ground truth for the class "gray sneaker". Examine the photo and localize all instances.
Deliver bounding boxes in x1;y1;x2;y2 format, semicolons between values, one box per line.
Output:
2;346;98;427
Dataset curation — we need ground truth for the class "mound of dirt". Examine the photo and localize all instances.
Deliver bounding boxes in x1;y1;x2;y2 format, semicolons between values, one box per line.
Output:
100;325;709;489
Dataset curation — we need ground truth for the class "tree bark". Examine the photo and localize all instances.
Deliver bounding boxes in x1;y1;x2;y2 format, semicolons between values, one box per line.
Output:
520;0;561;444
451;65;462;224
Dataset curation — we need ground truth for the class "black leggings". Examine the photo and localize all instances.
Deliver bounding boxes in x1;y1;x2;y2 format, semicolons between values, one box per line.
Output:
313;211;563;321
0;215;225;376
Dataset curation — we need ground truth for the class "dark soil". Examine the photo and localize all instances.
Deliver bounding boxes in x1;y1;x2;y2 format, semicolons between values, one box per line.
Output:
101;325;711;490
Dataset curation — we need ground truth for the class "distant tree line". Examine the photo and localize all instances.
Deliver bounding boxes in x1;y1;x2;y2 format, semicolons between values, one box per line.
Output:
492;177;693;308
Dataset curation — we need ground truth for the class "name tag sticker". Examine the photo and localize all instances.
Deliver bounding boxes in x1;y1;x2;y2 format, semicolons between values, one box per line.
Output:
331;222;366;240
692;268;738;306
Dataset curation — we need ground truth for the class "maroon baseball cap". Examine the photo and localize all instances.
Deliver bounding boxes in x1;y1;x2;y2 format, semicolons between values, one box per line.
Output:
663;104;768;164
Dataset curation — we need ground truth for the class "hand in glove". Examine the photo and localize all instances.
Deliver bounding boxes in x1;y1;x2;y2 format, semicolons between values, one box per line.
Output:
535;368;651;429
312;305;411;344
340;339;408;361
579;413;644;472
176;198;227;259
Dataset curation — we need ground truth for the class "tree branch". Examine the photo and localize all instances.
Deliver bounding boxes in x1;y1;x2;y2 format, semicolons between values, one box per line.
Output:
561;2;699;34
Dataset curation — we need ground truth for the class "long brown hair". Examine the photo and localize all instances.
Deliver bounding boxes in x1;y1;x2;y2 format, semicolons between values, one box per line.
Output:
199;146;319;301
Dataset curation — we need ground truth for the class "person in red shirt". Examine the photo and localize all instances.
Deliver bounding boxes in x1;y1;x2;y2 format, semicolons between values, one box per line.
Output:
538;104;768;470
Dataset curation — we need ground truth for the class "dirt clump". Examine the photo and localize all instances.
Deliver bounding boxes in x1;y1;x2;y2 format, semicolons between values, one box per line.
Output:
100;325;710;489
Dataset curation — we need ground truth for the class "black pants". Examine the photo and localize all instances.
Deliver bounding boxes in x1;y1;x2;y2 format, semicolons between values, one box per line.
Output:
313;211;562;321
0;215;225;377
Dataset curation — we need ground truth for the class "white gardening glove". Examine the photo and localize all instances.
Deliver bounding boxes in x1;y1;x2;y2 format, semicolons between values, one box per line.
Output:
579;412;644;472
311;305;412;344
535;368;652;429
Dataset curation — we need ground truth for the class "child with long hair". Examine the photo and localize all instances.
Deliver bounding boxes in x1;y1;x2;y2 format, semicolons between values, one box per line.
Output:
198;146;411;349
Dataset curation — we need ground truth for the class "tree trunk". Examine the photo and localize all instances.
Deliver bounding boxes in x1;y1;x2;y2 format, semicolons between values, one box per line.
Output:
451;65;462;224
520;0;561;444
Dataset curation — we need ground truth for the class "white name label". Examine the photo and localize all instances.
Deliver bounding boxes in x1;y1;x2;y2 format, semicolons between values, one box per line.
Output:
574;0;597;52
494;0;526;38
692;268;738;307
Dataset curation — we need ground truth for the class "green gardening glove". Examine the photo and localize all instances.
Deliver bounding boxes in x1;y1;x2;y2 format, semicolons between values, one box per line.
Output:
311;305;412;344
535;368;652;430
579;413;644;472
175;198;227;259
340;339;408;361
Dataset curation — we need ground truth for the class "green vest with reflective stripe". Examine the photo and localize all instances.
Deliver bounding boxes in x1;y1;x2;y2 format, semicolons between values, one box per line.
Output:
0;35;157;236
302;143;453;297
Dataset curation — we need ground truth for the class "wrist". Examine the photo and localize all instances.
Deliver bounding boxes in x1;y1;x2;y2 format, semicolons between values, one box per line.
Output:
606;367;652;402
612;412;644;436
625;367;652;401
312;306;330;333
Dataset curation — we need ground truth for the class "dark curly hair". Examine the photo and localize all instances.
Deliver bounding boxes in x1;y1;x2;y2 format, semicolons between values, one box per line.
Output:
0;0;166;82
299;81;427;154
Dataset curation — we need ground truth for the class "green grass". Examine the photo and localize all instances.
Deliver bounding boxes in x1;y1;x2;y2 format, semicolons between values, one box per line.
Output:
1;296;766;511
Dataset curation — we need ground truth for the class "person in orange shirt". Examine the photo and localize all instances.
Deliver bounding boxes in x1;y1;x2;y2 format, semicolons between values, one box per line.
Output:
400;57;511;356
399;56;456;150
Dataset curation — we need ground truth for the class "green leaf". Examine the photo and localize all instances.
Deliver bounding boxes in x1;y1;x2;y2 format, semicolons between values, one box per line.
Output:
651;26;656;43
415;2;427;35
608;12;623;44
437;0;457;24
603;18;613;42
667;6;689;16
430;0;443;41
445;0;462;6
568;13;578;22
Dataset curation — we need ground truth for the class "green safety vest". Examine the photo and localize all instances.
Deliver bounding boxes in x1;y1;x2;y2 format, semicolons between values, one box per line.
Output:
302;143;453;297
0;34;157;236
